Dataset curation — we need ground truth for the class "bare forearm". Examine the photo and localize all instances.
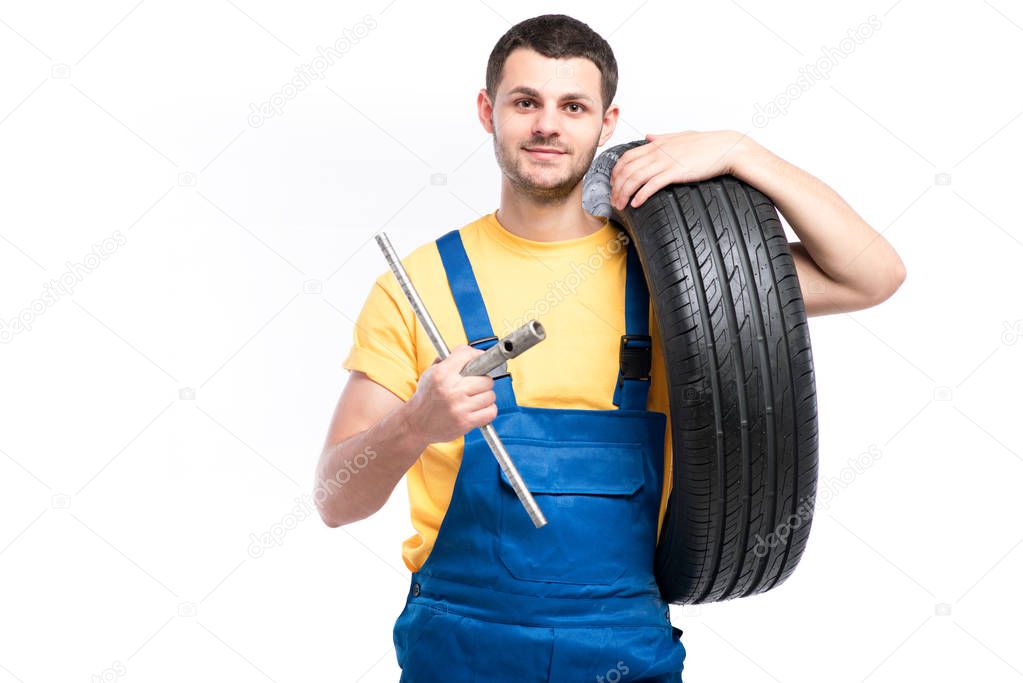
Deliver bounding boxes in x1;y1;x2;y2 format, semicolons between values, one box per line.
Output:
315;401;429;527
730;139;906;297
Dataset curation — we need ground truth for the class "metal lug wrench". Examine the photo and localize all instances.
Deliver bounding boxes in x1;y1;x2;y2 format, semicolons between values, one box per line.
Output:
374;232;548;528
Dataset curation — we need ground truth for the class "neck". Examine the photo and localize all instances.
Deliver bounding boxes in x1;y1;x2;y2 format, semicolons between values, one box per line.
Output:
496;180;605;242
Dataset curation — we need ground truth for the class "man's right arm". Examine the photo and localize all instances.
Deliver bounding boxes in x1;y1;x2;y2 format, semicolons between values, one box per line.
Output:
314;371;429;527
314;344;496;528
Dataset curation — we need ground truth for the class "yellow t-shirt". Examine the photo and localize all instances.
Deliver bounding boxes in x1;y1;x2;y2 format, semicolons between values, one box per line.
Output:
342;209;675;573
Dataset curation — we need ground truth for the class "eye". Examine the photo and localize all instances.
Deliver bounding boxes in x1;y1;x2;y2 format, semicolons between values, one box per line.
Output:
515;99;535;108
566;103;585;113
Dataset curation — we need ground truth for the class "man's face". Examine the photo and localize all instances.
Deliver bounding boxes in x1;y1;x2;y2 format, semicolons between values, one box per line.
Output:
481;48;617;204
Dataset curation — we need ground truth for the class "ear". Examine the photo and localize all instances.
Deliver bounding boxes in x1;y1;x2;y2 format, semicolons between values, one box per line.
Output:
477;88;495;134
598;103;620;147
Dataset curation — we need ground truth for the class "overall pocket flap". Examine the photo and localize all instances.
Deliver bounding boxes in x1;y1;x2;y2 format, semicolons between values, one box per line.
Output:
496;438;644;495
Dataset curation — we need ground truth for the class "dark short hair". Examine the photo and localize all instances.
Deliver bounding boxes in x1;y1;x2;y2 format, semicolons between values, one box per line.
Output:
485;14;618;112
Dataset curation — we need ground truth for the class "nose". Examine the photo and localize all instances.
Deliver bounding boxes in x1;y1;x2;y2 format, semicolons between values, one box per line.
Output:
531;101;562;142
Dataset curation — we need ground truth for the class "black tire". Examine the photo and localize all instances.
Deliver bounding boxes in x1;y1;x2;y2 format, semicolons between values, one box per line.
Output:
583;140;820;604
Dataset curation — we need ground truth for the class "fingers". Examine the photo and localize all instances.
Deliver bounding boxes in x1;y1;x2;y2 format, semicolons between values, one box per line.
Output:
610;147;645;188
435;344;494;394
630;170;677;208
434;344;482;372
611;144;660;198
466;402;499;428
446;343;483;363
613;156;664;210
464;389;497;412
446;345;498;428
459;373;496;395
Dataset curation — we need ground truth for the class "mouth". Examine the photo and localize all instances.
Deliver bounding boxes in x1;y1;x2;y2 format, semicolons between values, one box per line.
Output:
523;147;567;160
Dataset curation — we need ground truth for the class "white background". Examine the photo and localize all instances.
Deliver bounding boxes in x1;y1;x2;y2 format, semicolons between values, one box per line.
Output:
1;0;1020;681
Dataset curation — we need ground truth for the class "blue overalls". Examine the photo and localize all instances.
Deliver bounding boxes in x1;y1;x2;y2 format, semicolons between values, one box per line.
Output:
392;228;686;682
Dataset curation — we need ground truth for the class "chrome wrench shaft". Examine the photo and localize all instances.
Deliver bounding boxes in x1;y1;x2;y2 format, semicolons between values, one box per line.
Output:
374;232;547;528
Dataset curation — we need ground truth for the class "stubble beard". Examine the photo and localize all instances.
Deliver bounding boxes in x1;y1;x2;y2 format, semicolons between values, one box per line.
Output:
493;129;601;205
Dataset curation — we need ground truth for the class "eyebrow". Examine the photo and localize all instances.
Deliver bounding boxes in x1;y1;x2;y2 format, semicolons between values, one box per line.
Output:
506;86;595;105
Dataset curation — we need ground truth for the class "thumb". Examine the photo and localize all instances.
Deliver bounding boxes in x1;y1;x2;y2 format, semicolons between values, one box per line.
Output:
450;343;483;359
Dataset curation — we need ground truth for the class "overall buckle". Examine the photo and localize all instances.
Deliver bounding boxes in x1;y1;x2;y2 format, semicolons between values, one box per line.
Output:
468;335;498;350
619;334;652;380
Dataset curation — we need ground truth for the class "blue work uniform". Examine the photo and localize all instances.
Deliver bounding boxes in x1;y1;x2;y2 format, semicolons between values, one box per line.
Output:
392;228;687;682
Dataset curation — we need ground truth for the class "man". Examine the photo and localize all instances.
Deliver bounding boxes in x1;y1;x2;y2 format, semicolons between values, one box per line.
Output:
315;13;905;682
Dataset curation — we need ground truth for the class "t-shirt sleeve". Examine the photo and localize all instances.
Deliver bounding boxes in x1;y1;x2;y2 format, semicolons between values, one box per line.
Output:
341;271;419;402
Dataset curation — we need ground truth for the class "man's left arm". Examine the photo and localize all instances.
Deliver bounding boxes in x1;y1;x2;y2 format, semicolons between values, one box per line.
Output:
609;131;907;317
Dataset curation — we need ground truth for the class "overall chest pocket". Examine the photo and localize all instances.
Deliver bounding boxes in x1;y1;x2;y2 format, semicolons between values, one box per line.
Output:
496;437;647;586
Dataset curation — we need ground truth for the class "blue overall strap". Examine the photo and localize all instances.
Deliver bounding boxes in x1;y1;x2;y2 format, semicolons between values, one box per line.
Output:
612;240;653;410
435;229;518;410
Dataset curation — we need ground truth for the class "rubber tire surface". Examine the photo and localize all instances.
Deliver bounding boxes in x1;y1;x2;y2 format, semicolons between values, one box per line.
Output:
583;140;820;605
